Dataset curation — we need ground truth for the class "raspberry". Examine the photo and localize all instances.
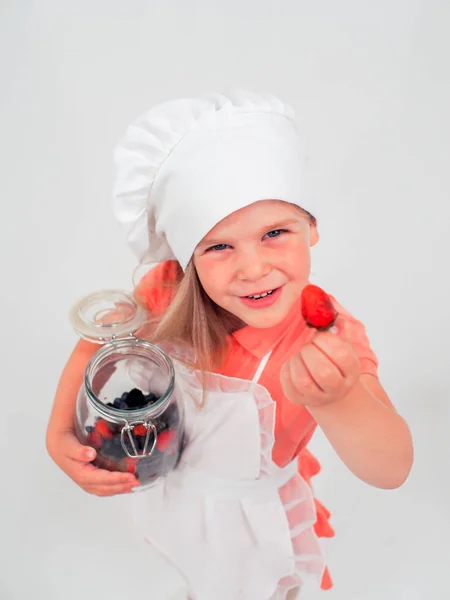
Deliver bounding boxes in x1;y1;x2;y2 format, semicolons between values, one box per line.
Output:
156;430;176;452
134;424;147;437
87;431;103;448
123;457;139;473
94;419;114;440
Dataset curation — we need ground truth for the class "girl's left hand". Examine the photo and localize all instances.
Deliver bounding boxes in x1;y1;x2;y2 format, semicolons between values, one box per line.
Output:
280;317;361;408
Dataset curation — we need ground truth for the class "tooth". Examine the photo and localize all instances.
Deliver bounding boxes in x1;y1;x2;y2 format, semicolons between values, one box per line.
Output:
248;290;273;299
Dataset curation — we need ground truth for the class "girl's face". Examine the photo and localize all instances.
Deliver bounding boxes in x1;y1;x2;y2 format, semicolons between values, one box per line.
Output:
193;200;318;328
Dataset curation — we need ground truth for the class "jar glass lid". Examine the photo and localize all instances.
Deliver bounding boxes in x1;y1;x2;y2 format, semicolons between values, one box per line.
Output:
69;289;148;343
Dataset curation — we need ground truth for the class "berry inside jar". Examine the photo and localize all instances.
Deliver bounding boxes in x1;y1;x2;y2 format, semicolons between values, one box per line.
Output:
80;387;183;488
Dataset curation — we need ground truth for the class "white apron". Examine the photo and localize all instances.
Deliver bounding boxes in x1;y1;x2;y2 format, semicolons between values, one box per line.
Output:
132;352;325;600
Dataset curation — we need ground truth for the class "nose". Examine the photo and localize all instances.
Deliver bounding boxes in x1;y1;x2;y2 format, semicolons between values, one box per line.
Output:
235;247;271;281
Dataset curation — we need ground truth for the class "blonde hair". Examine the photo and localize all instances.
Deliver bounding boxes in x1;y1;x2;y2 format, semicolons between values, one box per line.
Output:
134;206;316;375
135;260;244;374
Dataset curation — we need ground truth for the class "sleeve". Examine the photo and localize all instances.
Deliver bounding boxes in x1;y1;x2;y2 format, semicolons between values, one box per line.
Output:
330;296;379;377
134;260;181;315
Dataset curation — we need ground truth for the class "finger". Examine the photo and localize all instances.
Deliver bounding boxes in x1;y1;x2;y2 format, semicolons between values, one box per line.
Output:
311;329;358;378
60;433;97;463
85;482;138;496
73;462;138;487
333;314;352;342
288;353;320;393
282;355;322;402
280;361;308;405
300;344;343;393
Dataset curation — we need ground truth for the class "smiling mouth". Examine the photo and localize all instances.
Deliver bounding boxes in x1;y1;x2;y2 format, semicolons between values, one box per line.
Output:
242;288;277;300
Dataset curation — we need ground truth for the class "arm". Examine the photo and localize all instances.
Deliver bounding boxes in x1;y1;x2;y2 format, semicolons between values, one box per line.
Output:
47;339;97;436
306;375;413;489
46;339;139;495
280;317;413;489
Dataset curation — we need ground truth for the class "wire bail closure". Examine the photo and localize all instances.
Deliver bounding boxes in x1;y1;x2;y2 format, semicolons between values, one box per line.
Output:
121;421;158;458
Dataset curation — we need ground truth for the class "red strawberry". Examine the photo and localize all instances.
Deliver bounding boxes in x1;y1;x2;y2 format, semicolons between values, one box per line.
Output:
94;419;113;440
134;424;147;437
301;284;337;331
156;429;176;452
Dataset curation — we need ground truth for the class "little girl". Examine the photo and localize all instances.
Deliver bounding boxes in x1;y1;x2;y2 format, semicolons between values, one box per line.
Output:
46;91;413;600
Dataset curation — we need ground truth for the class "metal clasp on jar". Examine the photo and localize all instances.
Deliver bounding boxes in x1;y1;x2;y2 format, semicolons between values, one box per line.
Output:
102;332;138;344
120;421;158;458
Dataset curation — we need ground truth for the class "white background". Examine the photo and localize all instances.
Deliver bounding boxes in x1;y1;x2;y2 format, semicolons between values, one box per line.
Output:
1;1;449;598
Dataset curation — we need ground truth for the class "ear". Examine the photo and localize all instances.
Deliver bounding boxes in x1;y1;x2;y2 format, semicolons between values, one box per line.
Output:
309;222;319;247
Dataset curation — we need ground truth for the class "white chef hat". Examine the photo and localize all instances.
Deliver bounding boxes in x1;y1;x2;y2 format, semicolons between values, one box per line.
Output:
112;90;314;271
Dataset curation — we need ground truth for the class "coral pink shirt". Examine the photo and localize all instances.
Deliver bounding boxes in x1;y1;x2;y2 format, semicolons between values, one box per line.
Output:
137;261;379;590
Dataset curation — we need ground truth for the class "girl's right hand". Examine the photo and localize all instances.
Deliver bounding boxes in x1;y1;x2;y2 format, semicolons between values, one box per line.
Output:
47;429;139;496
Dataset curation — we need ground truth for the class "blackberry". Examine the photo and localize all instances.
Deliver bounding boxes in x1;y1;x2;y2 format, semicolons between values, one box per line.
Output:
144;392;159;405
126;388;146;408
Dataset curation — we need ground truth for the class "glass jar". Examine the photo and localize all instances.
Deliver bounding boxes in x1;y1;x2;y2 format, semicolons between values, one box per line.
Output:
69;290;185;491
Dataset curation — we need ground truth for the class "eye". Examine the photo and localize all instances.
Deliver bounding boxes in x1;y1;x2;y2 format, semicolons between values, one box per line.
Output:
205;243;231;252
265;229;287;239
